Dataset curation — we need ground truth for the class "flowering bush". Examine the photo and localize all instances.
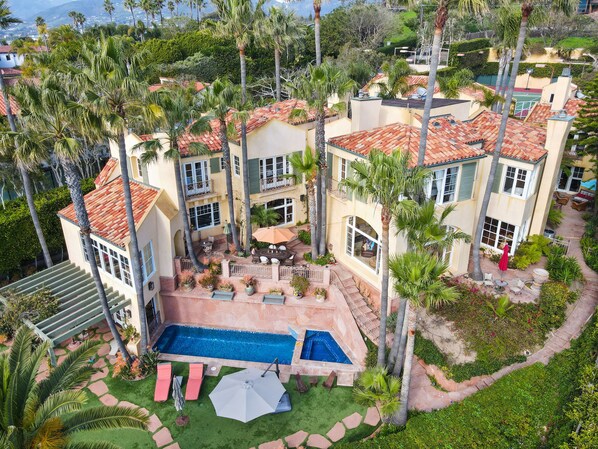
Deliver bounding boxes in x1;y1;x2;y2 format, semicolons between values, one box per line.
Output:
113;354;142;380
218;282;234;292
179;270;195;288
240;275;256;287
196;269;219;289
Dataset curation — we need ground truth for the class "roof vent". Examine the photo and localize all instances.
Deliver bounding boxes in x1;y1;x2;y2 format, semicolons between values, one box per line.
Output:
433;121;441;128
449;119;456;125
358;90;364;98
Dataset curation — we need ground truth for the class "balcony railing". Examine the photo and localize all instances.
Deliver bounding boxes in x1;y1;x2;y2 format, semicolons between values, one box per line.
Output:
185;179;212;197
260;176;294;192
328;178;348;200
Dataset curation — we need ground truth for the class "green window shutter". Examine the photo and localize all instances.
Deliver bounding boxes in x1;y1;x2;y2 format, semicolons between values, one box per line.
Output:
141;162;149;184
126;157;133;179
326;152;333;184
457;162;476;201
210;157;220;174
248;158;260;194
491;163;504;194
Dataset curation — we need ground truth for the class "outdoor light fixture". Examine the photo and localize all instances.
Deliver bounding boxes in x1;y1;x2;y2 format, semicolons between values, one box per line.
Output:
148;281;155;291
525;68;534;90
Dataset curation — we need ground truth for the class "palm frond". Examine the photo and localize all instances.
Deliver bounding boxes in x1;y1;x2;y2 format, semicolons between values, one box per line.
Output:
63;406;149;434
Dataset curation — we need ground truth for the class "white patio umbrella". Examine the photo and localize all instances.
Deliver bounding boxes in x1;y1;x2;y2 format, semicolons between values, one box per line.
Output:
209;368;285;423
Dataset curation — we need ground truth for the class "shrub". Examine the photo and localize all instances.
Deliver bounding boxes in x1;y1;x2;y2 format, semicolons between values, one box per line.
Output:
386;312;398;331
510;234;552;270
290;275;309;296
179;270;195;288
304;251;336;266
0;288;59;338
580;235;598;272
537;281;574;335
547;201;564;228
298;229;311;245
546;249;584;286
196;270;218;289
218;282;234;292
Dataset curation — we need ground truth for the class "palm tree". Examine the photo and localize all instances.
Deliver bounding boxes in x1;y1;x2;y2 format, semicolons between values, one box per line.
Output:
75;36;152;354
68;11;78;28
476;88;505;109
140;0;152;26
250;204;279;227
0;326;148;448
12;76;132;364
104;0;115;22
214;0;265;253
257;7;305;102
167;0;175;17
471;0;577;281
155;0;165;24
34;17;48;47
388;200;470;374
389;251;458;425
198;79;242;253
287;148;318;259
134;86;212;272
288;63;356;256
0;70;53;271
437;68;474;99
415;0;488;167
124;0;138;25
313;0;322;65
0;1;21;29
375;58;413;100
341;150;428;367
353;367;401;422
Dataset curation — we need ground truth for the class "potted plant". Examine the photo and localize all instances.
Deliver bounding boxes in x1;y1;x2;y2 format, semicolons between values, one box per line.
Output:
315;287;327;303
218;282;234;292
197;270;219;291
240;275;256;296
290;275;309;299
269;287;284;296
179;270;196;292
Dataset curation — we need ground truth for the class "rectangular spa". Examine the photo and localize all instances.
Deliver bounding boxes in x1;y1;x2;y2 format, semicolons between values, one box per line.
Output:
155;325;351;365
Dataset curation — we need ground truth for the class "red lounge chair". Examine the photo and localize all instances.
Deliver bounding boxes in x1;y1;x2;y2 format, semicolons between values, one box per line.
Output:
154;363;172;402
185;363;204;400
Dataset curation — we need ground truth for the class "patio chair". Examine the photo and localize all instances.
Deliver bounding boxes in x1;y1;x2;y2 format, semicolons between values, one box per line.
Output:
185;363;204;401
554;191;570;206
278;245;286;250
510;279;525;295
295;373;309;394
269;244;277;250
260;256;270;265
154;363;172;402
283;254;295;266
323;371;337;391
483;273;493;287
271;258;280;265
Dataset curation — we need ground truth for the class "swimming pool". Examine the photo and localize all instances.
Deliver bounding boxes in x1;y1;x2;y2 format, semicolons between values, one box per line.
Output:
301;330;352;364
155;325;351;365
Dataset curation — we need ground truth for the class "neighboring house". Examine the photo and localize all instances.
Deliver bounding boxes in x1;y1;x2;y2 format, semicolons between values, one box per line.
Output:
525;72;592;195
0;46;46;69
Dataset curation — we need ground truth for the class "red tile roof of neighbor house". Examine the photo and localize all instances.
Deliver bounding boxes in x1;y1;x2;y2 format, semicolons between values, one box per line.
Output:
94;158;119;187
0;93;19;116
177;99;336;155
0;45;47;53
58;177;159;247
525;99;586;126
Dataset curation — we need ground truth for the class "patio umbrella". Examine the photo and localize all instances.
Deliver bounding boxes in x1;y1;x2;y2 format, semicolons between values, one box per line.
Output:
252;227;295;245
581;179;596;192
498;243;510;279
209;368;285;423
172;375;185;414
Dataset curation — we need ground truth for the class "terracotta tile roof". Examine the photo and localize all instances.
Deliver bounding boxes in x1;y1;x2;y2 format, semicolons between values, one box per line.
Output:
58;177;159;247
178;99;336;155
0;93;19;116
459;84;493;103
149;81;208;92
328;121;484;167
0;45;47;53
525;99;586;125
94;158;119;187
137;134;153;141
469;111;546;162
0;68;21;76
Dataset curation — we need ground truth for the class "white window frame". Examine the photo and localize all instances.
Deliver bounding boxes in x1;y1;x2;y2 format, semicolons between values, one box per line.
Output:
259;155;292;189
183;160;210;195
136;158;143;179
345;216;381;274
265;198;294;226
426;166;460;205
338;157;348;182
480;216;519;254
189;202;221;230
219;157;226;171
557;166;584;193
80;235;133;287
233;155;241;176
141;241;155;283
502;166;532;198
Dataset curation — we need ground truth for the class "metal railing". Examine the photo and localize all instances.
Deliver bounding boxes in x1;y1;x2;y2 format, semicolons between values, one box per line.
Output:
148;311;161;336
185;179;212;197
180;258;193;272
260;176;294;192
279;265;324;283
230;263;272;279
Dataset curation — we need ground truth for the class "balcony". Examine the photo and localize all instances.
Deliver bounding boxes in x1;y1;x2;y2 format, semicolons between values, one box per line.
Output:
185;179;212;197
328;178;348;200
260;176;294;192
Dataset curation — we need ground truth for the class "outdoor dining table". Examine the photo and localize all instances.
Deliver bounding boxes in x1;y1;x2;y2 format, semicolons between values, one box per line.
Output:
255;248;292;261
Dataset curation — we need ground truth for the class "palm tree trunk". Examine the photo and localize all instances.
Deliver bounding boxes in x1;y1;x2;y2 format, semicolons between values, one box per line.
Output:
145;11;150;27
117;131;149;355
307;183;318;260
239;49;252;253
173;156;203;271
493;52;507;112
416;2;447;167
497;49;512;114
314;3;321;66
377;211;391;367
393;307;417;426
316;110;326;256
472;5;531;281
63;159;132;364
388;299;408;374
0;73;53;269
130;7;137;25
392;301;410;376
274;48;281;102
220;119;241;252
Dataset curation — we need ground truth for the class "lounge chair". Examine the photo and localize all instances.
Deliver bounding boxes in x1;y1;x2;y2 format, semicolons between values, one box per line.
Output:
283;254;295;266
154;363;172;402
295;373;309;394
510;279;525;295
323;371;337;391
483;273;493;287
185;363;204;400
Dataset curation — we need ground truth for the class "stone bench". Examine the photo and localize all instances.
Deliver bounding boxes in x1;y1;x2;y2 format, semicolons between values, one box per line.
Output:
211;291;235;301
263;294;285;305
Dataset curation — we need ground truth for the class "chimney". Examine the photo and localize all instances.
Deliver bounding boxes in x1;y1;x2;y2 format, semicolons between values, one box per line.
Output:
350;94;382;133
549;69;574;112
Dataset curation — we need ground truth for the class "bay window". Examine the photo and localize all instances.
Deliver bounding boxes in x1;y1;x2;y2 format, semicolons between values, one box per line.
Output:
80;235;133;287
503;166;531;198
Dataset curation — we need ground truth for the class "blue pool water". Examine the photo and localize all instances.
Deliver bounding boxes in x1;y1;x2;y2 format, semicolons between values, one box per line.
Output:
155;325;352;365
300;330;352;364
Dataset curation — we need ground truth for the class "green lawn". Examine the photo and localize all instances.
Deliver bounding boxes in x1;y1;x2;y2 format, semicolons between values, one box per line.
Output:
97;363;370;449
557;37;598;50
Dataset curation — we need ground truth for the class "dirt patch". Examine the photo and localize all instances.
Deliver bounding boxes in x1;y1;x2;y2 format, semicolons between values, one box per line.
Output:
418;309;477;364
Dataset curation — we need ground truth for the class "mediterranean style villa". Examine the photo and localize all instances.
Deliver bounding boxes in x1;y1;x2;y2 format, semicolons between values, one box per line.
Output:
4;71;586;378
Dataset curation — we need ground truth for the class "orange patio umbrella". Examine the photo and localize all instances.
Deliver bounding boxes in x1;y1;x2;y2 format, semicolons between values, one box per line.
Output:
252;227;295;244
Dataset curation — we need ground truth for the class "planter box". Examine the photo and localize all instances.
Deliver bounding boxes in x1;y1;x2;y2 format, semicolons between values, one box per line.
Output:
211;291;235;301
263;294;285;305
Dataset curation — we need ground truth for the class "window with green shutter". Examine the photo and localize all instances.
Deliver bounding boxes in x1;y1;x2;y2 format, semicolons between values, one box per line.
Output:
248;158;260;194
209;157;221;174
457;162;476;201
491;163;504;194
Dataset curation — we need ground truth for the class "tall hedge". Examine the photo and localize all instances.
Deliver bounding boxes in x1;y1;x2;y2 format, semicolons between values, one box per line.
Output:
449;38;491;54
0;178;95;275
